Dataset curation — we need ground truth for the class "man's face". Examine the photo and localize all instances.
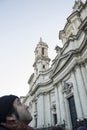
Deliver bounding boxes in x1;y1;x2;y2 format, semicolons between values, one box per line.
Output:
13;98;32;124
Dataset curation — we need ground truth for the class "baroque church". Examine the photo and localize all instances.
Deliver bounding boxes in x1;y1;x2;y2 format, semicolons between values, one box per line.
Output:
21;0;87;130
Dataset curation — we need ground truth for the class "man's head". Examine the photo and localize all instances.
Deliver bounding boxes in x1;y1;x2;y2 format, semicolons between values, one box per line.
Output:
0;95;32;125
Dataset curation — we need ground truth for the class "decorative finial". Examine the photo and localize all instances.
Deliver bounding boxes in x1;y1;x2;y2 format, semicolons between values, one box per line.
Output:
73;0;83;12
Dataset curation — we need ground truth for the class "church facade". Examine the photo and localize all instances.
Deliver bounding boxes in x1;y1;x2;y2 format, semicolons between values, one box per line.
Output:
22;1;87;130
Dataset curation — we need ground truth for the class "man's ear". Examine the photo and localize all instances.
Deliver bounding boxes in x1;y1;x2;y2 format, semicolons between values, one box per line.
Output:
6;114;17;122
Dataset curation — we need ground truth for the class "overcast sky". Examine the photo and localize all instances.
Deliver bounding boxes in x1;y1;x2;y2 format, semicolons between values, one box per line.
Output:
0;0;86;97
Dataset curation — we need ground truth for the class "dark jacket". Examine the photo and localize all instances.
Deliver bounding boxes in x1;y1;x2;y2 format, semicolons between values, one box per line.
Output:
0;126;8;130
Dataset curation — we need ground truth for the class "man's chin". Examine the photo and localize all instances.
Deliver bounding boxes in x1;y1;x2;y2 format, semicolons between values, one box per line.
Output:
24;117;33;125
28;117;33;123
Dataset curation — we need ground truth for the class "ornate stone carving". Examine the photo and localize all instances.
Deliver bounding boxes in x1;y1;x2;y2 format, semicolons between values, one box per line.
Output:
62;82;73;95
51;104;56;113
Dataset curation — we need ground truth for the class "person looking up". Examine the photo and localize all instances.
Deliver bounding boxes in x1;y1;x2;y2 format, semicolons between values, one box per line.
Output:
0;94;34;130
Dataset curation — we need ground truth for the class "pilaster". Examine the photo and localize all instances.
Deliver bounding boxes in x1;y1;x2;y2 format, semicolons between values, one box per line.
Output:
72;71;83;119
58;83;66;124
37;94;44;127
54;84;61;124
80;62;87;94
44;93;51;127
75;65;87;117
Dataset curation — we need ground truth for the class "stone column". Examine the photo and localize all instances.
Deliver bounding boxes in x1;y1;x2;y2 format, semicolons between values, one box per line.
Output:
58;82;66;124
64;97;72;130
37;94;44;127
72;71;83;119
44;93;51;127
54;84;61;125
80;62;87;94
75;65;87;117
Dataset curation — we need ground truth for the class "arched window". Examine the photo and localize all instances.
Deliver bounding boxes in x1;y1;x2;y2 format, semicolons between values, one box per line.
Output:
42;47;44;55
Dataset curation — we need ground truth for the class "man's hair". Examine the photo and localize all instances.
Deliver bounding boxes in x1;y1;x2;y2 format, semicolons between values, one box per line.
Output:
7;105;19;119
0;95;18;123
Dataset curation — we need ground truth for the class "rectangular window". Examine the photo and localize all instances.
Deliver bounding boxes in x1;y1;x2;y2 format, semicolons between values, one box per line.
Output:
43;65;45;69
42;48;44;55
54;114;57;125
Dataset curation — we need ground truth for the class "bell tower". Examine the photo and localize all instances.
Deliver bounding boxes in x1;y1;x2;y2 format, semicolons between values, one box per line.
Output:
33;38;50;76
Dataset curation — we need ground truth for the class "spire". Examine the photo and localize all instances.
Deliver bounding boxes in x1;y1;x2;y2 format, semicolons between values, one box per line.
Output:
40;37;42;42
39;37;48;47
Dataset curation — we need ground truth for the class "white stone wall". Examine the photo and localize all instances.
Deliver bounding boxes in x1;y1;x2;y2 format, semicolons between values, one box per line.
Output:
58;83;66;124
37;95;44;128
44;93;51;127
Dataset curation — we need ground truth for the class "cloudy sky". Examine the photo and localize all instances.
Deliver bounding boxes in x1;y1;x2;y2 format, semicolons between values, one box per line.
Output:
0;0;86;97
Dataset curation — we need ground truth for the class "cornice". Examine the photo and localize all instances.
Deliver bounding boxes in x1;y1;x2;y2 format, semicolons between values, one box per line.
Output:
30;79;53;96
51;53;70;77
39;67;52;75
51;52;73;79
30;68;52;88
53;51;87;86
61;28;84;53
51;34;87;79
36;55;50;62
36;86;54;97
52;57;77;85
79;17;87;32
59;11;80;40
59;1;87;46
33;55;51;66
